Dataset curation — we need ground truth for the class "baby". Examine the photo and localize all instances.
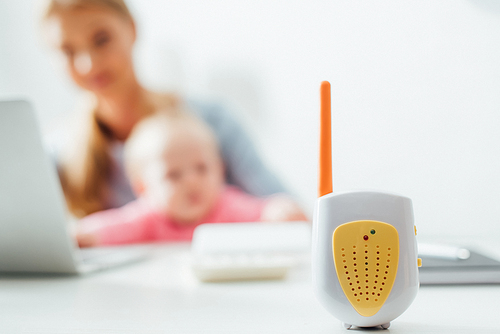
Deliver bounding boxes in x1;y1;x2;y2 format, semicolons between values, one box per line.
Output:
77;112;305;247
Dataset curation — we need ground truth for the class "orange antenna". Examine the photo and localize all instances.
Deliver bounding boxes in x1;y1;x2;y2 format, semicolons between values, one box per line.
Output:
319;81;333;197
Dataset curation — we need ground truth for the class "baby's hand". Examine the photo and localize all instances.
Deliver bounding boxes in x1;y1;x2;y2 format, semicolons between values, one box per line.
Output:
75;231;99;248
261;194;309;222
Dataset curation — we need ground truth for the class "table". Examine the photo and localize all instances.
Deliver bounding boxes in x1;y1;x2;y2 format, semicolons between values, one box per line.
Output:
1;243;499;333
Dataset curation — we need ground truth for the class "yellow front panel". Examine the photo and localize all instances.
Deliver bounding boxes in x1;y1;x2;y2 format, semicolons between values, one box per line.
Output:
332;220;399;317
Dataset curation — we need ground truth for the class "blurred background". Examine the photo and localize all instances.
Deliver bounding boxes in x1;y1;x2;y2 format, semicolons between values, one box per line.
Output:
1;0;500;239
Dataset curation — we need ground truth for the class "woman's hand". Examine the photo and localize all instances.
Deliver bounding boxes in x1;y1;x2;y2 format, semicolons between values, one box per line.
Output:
261;194;309;222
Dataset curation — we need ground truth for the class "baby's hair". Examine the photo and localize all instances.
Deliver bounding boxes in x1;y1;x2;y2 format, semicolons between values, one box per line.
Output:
124;111;220;187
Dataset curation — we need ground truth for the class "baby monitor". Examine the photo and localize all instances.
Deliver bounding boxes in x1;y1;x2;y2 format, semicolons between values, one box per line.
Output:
311;81;420;329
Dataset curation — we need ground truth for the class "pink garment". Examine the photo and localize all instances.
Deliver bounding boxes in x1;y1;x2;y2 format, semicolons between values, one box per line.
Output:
79;186;268;245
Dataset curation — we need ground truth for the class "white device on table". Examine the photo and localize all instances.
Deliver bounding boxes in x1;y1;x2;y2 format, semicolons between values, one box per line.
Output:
0;100;148;274
191;222;311;282
311;82;420;329
418;242;470;260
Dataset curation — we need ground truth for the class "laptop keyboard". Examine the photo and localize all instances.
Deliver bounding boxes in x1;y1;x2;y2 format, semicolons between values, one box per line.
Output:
79;248;120;262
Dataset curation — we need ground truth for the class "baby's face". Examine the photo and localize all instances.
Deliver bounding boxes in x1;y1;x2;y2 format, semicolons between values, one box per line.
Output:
140;134;224;224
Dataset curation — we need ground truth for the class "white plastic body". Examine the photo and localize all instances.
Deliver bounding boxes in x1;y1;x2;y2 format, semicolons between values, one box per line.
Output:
312;190;419;327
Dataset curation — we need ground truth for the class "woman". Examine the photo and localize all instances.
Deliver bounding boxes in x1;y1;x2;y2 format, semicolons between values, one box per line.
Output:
41;0;307;221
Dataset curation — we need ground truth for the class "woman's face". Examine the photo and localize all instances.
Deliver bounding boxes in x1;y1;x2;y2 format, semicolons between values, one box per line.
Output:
45;6;136;96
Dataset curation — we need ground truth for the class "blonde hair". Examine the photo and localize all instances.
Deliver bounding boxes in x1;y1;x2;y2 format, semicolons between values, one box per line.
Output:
42;0;133;21
57;103;113;217
124;112;220;189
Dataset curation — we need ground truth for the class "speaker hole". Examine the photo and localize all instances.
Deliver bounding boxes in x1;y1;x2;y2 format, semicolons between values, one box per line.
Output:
375;299;378;302
357;299;360;302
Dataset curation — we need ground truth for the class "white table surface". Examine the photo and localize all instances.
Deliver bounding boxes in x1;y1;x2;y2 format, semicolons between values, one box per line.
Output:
1;243;500;334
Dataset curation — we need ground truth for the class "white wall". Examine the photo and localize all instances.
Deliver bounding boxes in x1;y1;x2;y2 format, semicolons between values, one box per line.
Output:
0;0;78;129
1;0;500;239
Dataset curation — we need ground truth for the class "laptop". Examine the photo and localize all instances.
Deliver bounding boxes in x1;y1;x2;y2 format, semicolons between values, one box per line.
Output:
0;100;148;274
